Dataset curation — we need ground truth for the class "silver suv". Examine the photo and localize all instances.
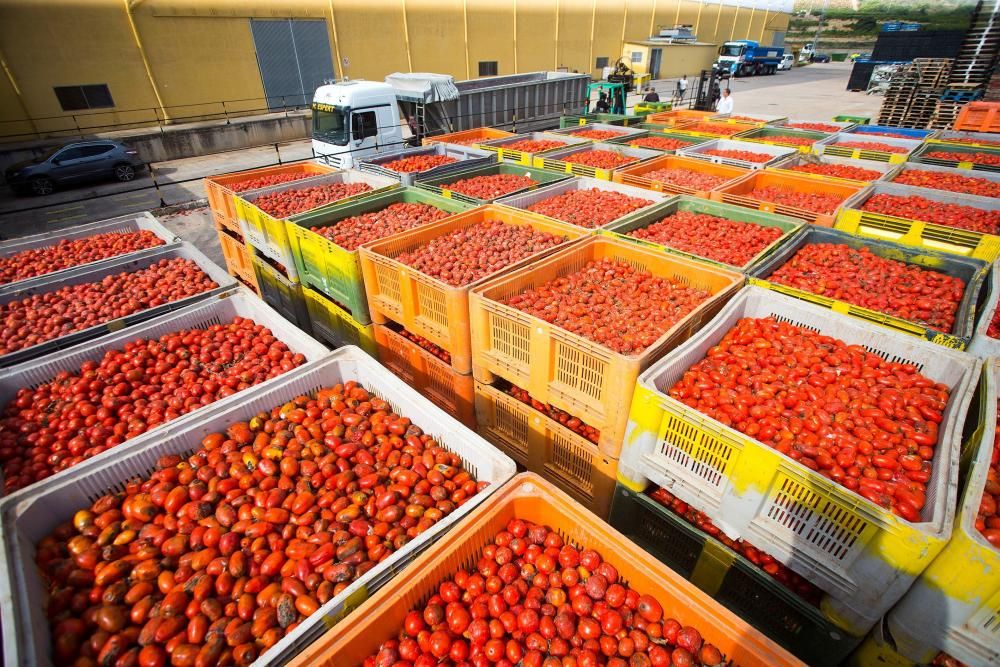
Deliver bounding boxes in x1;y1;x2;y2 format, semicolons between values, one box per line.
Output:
4;140;144;196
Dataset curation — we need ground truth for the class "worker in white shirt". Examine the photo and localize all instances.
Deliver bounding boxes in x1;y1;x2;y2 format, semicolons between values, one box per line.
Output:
717;88;734;115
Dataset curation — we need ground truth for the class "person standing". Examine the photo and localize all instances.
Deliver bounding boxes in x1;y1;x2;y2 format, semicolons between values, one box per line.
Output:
678;75;688;100
643;87;660;102
716;88;734;114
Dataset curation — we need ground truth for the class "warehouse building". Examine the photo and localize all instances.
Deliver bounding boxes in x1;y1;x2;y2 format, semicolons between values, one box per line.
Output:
0;0;790;141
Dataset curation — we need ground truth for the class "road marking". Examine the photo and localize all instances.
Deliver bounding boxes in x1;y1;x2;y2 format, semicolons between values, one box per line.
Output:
47;213;88;222
46;205;85;214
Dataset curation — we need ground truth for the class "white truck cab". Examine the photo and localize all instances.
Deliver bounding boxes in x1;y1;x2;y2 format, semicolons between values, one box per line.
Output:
311;81;404;169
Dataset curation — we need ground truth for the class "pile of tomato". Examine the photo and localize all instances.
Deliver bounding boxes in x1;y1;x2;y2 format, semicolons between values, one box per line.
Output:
974;409;1000;548
360;518;728;667
853;130;914;140
252;183;373;218
747;185;847;214
570;129;627;141
668;315;948;521
679;123;744;136
504;258;711;355
785;122;842;133
441;173;537;200
940;137;1000;147
923;151;1000;166
986;305;1000;339
382;155;460;173
860;193;1000;234
506;384;601;444
786;162;882;181
648;488;823;605
0;317;306;492
313;202;451;251
0;258;218;356
503;138;567;153
761;135;817;147
230;171;315;193
0;231;166;285
36;381;486;667
563;150;639;170
627;210;782;267
399;328;452;365
768;242;965;331
396;220;567;286
642;168;728;191
893;169;1000;198
834;140;910;154
627;136;694;151
527;189;653;228
702;149;774;163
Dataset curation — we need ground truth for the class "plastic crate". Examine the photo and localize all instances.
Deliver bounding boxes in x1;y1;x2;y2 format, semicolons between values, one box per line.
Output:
954;102;1000;133
469;235;743;458
610;486;864;666
204;161;335;233
374;324;475;428
0;348;517;667
216;226;257;287
748;225;989;349
414;162;573;205
710;112;789;125
357;143;497;186
302;285;377;356
359;204;587;374
817;133;922;164
645;109;716;125
711;169;869;226
886;359;1000;667
549;122;646;141
733;126;837;153
0;287;329;494
768;154;902;185
234;170;399;275
911;142;1000;174
475;381;617;518
557;113;646;128
251;249;310;329
618;285;980;637
532;141;661;180
285;473;801;667
421;127;515;147
928;130;1000;149
287;186;474;324
0;212;178;290
0;243;234;368
494;176;668;230
477;131;591;165
848;124;938;140
779;118;859;132
602;195;805;273
969;260;1000;357
613;154;750;198
606;129;714;153
633;101;672;114
672;119;762;139
836;180;1000;260
886;161;1000;198
678;138;799;170
833;114;871;124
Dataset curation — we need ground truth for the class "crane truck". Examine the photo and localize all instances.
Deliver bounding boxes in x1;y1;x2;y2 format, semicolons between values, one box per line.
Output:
716;40;785;77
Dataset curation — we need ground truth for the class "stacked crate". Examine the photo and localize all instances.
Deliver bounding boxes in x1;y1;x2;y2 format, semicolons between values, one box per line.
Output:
876;59;953;128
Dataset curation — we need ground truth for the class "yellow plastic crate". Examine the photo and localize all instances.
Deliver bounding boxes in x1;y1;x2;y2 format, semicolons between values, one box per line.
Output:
251;250;309;329
302;286;377;356
532;142;661;180
816;135;921;164
836;208;1000;262
618;286;980;638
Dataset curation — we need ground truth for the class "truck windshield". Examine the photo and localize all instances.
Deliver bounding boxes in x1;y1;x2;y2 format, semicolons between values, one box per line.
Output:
719;44;744;57
312;107;350;146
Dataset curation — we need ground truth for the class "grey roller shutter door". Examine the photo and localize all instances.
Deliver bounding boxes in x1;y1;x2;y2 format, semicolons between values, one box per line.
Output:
251;19;335;111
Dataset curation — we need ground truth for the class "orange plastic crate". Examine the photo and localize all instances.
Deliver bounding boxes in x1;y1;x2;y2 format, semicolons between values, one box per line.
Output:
374;324;476;428
358;204;587;374
613;154;749;198
645;109;716;125
216;227;258;290
672;119;760;138
204;162;336;233
288;473;803;667
422;127;516;147
475;381;617;518
711;170;868;226
954;102;1000;133
470;236;743;458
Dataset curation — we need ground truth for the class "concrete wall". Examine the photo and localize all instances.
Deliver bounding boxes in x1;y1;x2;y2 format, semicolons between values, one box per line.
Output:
0;0;792;140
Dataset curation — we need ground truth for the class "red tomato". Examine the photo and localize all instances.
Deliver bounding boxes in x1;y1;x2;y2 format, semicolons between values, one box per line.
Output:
570;129;628;140
787;163;882;181
230;171;314;192
438;173;536;199
785;122;843;133
925;151;1000;166
382;154;459;173
506;383;601;443
642;168;727;190
503;138;567;153
628;136;695;151
701;148;775;163
679;122;746;136
564;150;639;169
974;407;1000;550
627;210;782;267
0;231;165;285
252;182;373;217
892;169;1000;198
526;188;654;228
747;185;848;213
860;193;1000;234
834;140;910;154
313;202;451;250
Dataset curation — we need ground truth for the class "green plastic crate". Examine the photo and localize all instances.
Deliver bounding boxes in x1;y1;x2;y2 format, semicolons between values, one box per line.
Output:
833;115;871;124
302;285;377;356
286;187;474;323
414;162;572;205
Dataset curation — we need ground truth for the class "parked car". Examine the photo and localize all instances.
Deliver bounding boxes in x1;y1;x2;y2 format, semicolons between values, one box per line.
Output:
810;53;832;63
4;140;144;196
778;54;794;70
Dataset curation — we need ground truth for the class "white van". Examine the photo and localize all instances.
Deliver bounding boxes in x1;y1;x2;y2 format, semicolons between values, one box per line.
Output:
778;54;794;71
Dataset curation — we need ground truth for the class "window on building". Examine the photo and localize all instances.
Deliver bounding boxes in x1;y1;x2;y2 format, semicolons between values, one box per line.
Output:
479;61;498;77
595;57;609;69
352;111;378;141
53;85;114;111
630;51;643;63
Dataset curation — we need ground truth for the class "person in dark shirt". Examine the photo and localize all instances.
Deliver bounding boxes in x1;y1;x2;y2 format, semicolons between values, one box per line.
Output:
643;87;660;102
594;92;611;113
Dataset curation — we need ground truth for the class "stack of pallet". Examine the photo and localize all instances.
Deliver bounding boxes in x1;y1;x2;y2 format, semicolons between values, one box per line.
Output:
877;59;954;128
931;0;1000;128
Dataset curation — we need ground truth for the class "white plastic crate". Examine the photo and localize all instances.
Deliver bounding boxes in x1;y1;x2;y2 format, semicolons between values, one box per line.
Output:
619;285;979;636
970;259;1000;357
357;144;496;186
494;176;668;229
0;287;330;497
677;139;798;170
0;348;516;667
0;212;179;292
887;160;1000;197
886;358;1000;667
0;243;235;368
